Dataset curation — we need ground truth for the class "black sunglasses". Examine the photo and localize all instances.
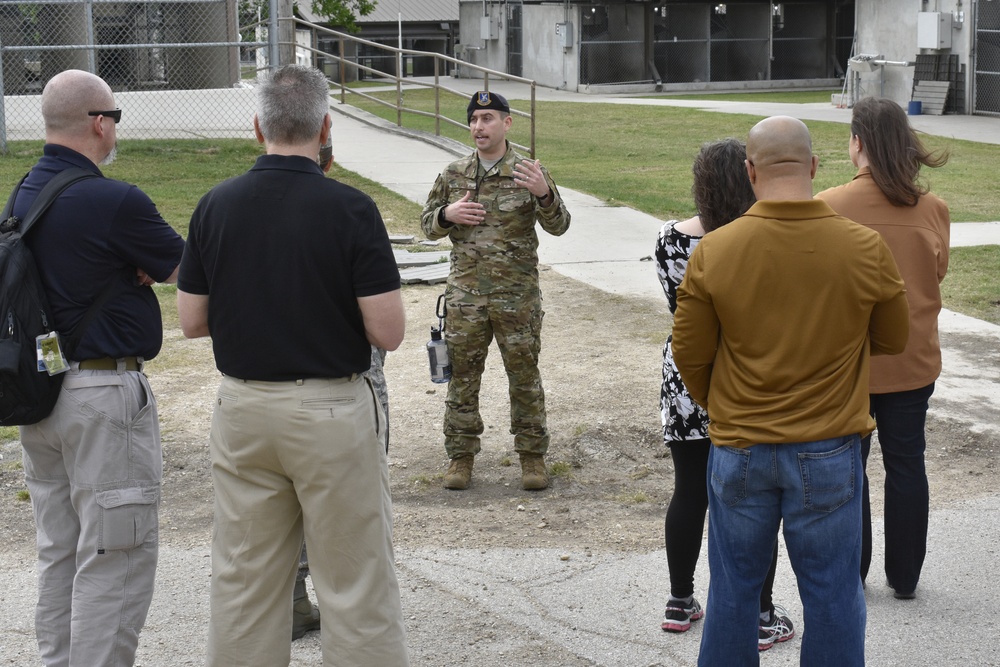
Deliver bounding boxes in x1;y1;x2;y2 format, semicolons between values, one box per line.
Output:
87;109;122;124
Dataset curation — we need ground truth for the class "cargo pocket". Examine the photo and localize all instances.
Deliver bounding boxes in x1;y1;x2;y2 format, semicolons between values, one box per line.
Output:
96;485;159;552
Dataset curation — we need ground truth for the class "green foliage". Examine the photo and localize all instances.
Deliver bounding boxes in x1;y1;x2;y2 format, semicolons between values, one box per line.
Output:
0;426;19;445
307;0;376;31
238;1;375;32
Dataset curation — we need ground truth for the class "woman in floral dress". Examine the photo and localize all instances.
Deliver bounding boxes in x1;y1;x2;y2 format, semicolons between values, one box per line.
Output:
656;138;794;651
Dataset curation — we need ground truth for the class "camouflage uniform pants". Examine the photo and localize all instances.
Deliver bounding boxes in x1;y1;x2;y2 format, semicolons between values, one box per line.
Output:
443;286;548;459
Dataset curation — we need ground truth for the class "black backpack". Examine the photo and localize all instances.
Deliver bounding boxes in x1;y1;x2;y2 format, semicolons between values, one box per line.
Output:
0;168;118;426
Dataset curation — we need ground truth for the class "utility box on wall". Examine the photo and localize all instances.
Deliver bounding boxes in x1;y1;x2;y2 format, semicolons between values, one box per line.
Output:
555;22;573;49
481;15;499;41
917;12;952;50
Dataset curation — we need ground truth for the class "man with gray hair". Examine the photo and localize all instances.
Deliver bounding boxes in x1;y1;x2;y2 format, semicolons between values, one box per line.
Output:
15;69;183;667
177;64;409;666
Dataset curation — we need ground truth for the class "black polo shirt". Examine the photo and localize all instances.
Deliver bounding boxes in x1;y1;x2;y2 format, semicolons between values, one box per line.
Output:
15;145;184;361
178;154;400;381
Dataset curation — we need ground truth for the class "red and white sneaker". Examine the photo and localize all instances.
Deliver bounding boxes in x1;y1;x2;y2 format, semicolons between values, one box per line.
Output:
758;604;795;651
661;598;704;633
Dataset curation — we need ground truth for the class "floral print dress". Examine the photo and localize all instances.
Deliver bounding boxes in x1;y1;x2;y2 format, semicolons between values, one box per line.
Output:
655;220;710;443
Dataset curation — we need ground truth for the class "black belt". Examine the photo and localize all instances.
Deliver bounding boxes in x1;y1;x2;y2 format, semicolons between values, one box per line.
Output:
78;357;141;371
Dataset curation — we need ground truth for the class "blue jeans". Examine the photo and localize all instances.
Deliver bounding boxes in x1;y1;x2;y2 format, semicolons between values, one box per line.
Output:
698;437;866;667
861;383;934;594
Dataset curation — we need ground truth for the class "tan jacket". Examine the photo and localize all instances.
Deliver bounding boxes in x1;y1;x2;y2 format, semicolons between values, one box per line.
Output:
817;168;950;393
672;199;909;447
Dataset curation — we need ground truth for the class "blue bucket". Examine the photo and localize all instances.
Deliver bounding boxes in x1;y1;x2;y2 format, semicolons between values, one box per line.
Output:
908;100;922;115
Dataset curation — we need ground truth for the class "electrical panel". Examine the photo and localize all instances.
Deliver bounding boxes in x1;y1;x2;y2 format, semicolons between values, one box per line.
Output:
556;22;574;49
481;15;499;41
917;12;952;50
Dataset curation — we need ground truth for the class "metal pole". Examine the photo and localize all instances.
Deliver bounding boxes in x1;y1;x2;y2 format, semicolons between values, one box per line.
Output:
0;35;7;154
85;0;96;73
434;58;440;137
268;0;279;70
530;82;536;159
339;37;345;104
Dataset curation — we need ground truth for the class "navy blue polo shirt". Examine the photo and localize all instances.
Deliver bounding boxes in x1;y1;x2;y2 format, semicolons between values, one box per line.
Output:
178;153;400;381
14;145;184;361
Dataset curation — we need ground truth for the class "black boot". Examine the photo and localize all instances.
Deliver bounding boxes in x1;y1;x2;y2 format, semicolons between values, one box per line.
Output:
292;579;321;640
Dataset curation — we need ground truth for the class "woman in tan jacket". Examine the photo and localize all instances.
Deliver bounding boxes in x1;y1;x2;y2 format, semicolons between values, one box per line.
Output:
817;97;950;600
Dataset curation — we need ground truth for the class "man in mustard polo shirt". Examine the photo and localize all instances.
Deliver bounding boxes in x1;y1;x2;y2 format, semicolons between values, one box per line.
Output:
672;116;910;667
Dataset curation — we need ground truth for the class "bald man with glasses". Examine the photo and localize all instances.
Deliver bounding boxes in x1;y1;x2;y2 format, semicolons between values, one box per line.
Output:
13;69;183;667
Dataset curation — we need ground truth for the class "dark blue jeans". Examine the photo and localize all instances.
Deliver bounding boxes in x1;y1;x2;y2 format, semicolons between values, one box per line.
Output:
861;382;935;595
698;437;865;667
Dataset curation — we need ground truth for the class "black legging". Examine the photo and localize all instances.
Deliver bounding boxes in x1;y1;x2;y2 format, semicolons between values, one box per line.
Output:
665;438;779;613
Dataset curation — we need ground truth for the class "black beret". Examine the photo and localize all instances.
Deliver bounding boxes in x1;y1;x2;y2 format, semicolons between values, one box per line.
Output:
467;91;510;123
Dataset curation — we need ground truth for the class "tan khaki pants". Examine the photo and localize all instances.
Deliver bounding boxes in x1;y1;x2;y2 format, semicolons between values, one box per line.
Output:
206;375;408;667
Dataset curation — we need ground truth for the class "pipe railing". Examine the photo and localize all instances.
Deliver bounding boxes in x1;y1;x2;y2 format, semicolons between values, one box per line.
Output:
287;18;537;158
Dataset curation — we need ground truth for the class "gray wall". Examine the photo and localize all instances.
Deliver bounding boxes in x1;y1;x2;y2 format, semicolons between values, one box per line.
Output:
458;1;576;89
856;0;973;110
522;5;577;89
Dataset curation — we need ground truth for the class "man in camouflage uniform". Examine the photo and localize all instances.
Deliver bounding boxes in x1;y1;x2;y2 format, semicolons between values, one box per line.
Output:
421;91;571;491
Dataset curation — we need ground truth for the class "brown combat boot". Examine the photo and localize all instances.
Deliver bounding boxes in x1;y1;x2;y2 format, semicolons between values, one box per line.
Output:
519;453;549;490
292;579;320;640
443;455;474;490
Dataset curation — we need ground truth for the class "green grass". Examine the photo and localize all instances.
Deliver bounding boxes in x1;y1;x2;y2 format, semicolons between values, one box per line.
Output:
0;426;19;445
651;90;839;104
346;89;996;223
941;246;1000;323
548;461;573;477
1;98;996;324
613;490;652;504
0;139;423;240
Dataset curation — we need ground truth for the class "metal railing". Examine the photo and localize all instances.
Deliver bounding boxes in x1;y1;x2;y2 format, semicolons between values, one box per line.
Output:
0;8;538;156
287;18;537;158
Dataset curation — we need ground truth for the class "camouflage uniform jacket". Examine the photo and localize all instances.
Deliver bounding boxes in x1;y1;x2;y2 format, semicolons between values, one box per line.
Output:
420;143;571;295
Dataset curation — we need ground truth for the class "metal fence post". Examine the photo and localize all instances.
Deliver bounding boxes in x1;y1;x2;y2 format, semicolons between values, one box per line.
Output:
0;34;6;155
85;0;96;74
268;0;280;70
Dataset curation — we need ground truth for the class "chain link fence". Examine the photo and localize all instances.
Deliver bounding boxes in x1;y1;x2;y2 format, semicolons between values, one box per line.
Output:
975;0;1000;116
0;0;276;150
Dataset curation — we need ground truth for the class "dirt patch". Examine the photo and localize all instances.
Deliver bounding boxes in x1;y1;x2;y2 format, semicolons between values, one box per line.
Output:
2;269;999;558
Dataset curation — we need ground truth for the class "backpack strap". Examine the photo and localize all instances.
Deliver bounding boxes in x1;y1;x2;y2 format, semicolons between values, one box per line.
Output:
6;167;126;359
16;168;96;237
